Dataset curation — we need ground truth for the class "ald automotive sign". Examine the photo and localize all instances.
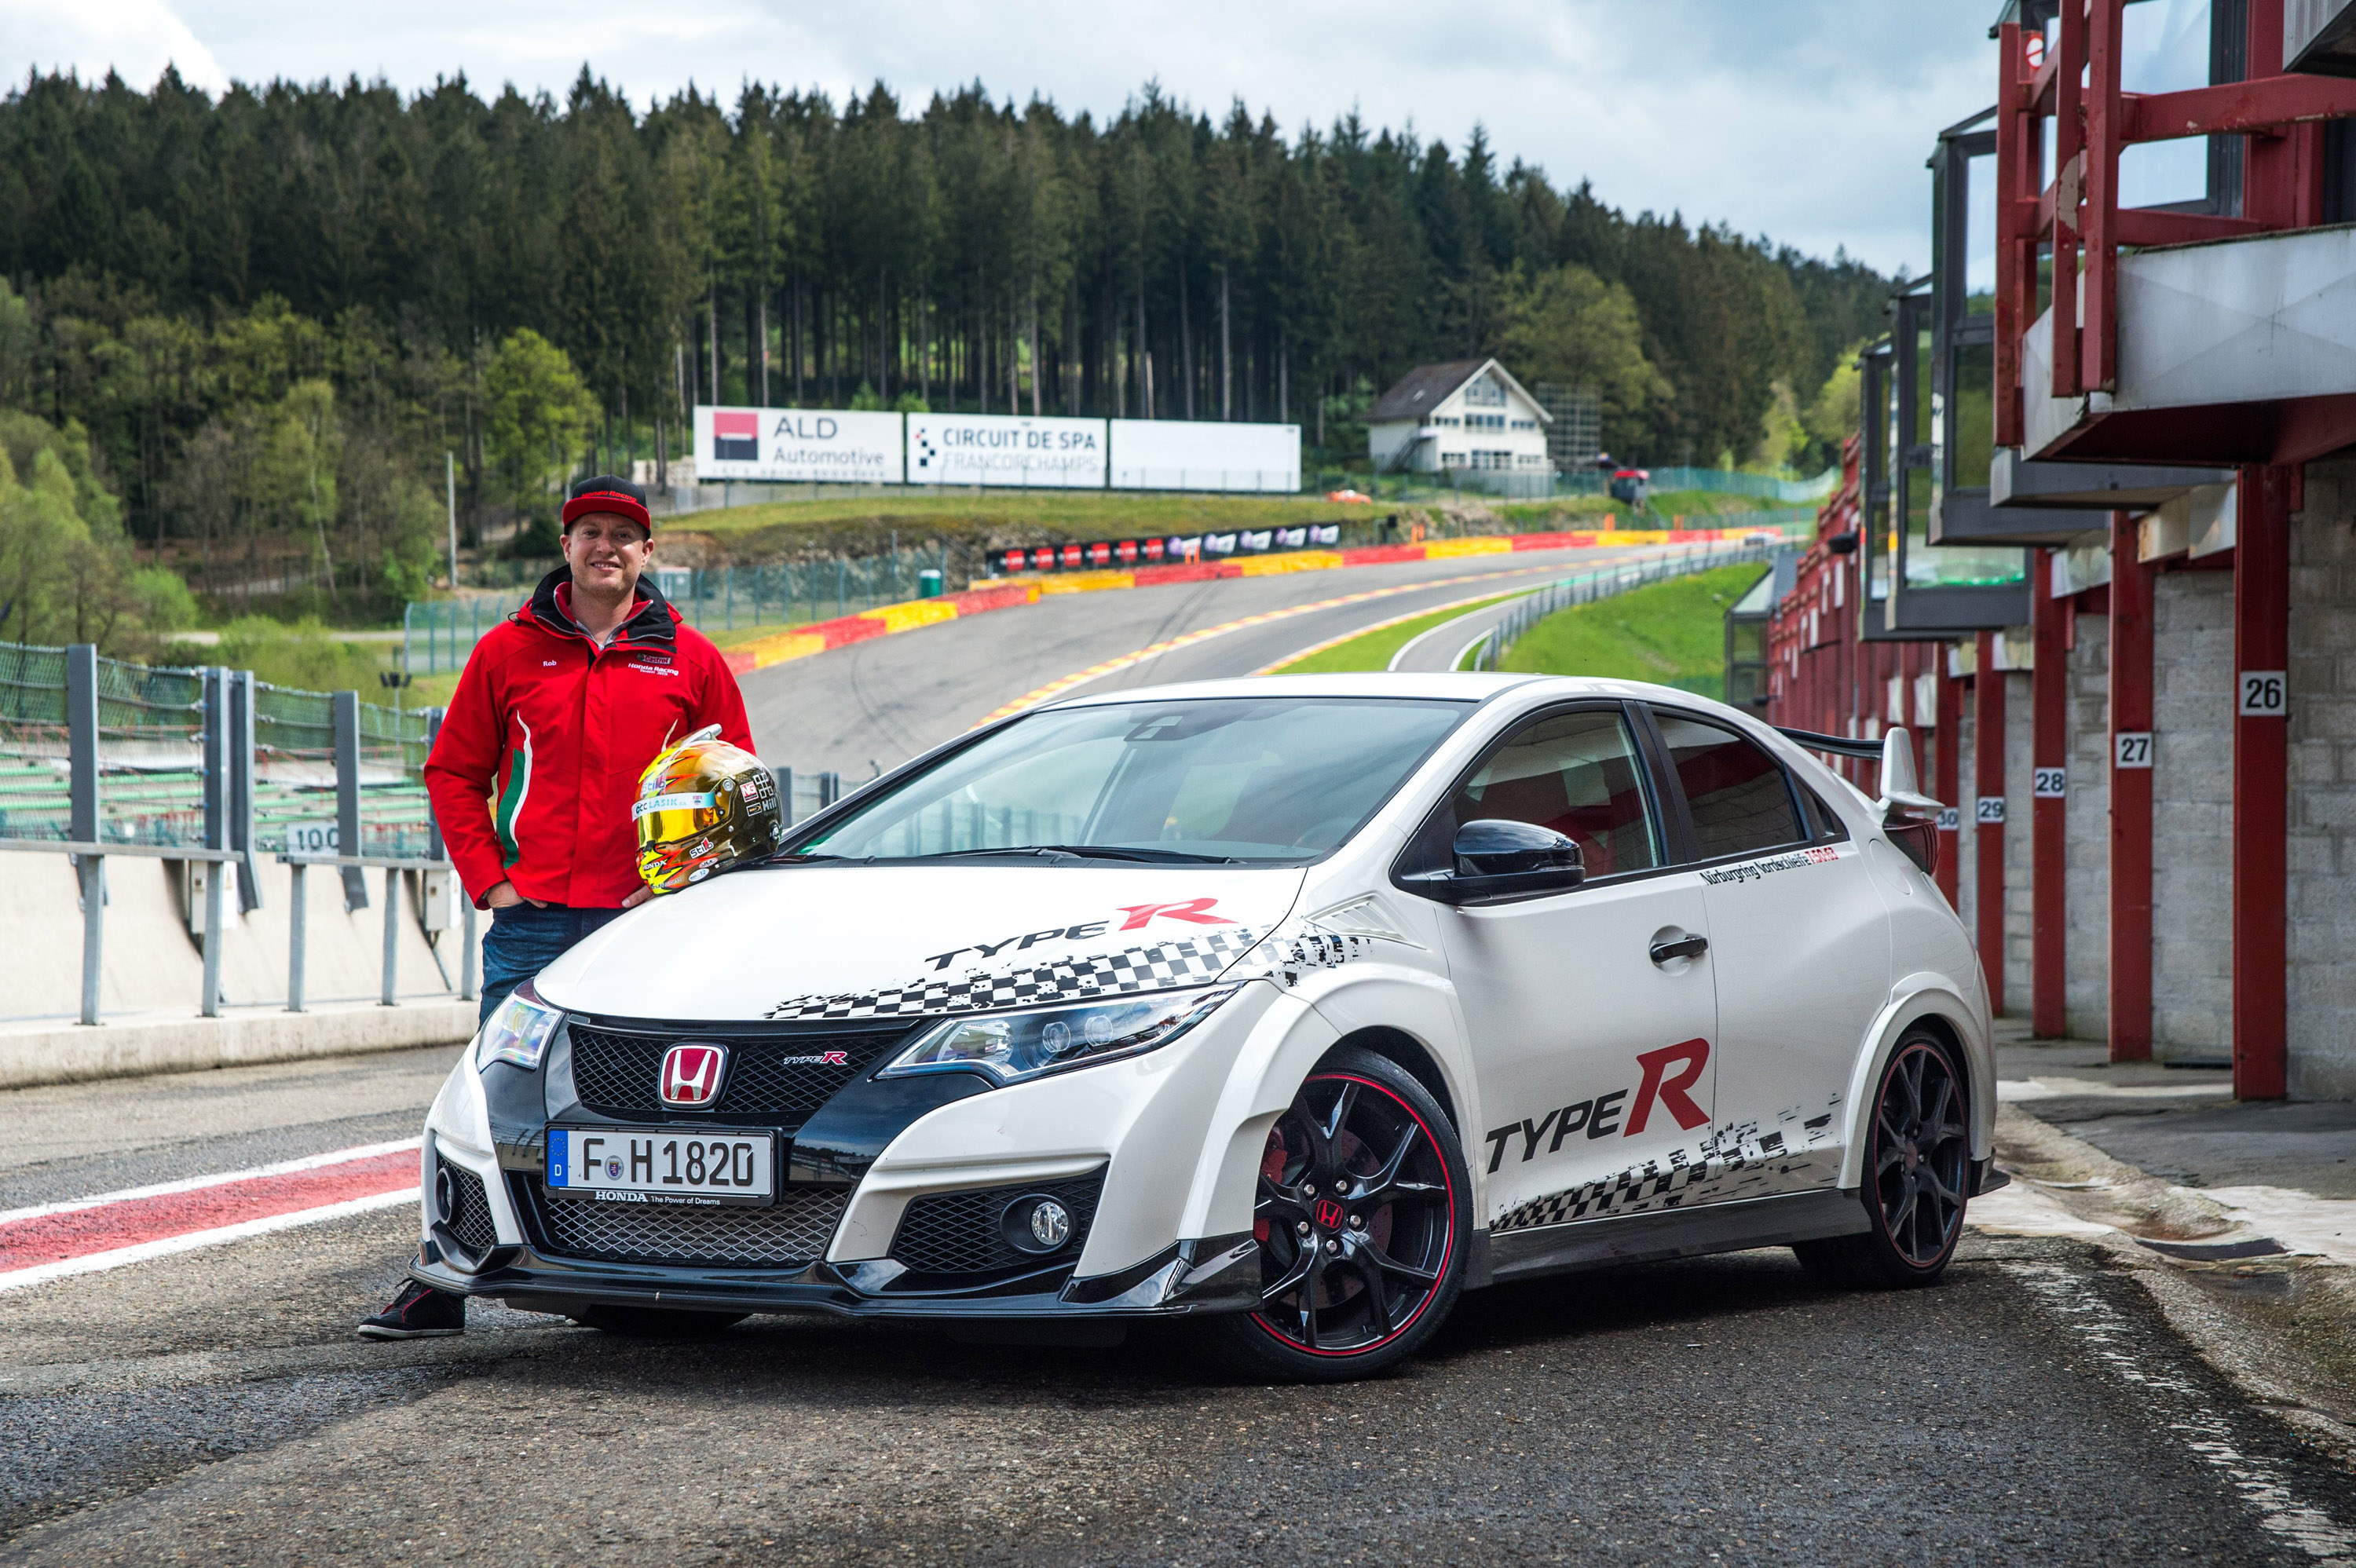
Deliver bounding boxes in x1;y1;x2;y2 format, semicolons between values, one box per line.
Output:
694;407;905;484
694;408;1290;492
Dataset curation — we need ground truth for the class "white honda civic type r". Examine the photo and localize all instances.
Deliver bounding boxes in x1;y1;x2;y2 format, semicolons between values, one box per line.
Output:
415;673;1996;1380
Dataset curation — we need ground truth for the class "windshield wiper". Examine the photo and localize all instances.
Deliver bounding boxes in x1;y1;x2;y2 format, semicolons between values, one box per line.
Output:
913;844;1244;865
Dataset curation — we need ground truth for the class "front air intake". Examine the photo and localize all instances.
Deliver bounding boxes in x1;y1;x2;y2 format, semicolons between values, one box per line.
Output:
888;1170;1107;1277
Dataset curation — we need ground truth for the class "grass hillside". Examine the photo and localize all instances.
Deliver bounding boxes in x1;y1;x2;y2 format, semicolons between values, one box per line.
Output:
1268;593;1523;674
1497;562;1769;699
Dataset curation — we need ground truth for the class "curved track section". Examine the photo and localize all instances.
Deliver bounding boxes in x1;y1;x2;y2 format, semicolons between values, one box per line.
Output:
741;543;1663;773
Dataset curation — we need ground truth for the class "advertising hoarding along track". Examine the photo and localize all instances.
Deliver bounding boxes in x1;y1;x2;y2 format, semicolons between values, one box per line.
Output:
907;413;1105;488
1108;418;1300;492
696;407;905;484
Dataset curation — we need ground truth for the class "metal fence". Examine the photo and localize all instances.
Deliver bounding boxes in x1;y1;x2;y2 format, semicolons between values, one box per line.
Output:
0;642;463;1025
1645;467;1839;503
1469;540;1778;673
0;639;433;857
404;548;953;675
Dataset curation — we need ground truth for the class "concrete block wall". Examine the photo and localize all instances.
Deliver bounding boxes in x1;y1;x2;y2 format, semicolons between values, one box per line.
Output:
2150;569;2235;1059
2288;456;2356;1098
2065;613;2112;1039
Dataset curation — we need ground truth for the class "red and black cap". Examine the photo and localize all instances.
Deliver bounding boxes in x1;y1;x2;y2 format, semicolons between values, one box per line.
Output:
561;474;653;532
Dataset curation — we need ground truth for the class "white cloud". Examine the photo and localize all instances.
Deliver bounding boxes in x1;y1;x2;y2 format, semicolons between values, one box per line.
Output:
0;0;227;92
9;0;2005;272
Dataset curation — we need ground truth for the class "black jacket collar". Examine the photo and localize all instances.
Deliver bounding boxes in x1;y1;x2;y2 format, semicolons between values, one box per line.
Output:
523;566;679;648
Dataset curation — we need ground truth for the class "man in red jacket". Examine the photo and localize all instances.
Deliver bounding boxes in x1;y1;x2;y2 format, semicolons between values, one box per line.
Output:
360;473;752;1340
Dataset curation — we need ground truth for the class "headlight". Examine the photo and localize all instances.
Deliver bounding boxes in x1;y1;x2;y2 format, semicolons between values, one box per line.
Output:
879;986;1238;1086
474;982;564;1073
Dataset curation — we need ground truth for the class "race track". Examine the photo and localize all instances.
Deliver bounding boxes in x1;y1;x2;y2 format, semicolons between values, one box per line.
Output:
739;543;1666;777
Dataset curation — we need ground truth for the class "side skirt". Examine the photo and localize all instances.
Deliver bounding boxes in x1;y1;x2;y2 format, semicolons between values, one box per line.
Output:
1482;1187;1870;1285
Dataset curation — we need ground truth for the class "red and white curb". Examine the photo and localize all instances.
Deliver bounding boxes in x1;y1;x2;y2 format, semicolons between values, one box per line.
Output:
0;1139;421;1293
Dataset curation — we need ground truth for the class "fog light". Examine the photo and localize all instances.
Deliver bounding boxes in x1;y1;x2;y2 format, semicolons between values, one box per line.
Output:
1029;1200;1071;1249
1002;1193;1076;1255
433;1162;457;1223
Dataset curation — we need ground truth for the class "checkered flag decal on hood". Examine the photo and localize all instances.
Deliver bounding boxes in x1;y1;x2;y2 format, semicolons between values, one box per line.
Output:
764;927;1267;1021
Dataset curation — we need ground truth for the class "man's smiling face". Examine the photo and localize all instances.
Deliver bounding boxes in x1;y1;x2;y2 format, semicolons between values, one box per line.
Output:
562;512;653;598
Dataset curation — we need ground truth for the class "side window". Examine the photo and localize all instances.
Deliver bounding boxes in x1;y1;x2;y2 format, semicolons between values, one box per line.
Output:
1802;784;1850;842
1450;709;1659;876
1652;711;1805;861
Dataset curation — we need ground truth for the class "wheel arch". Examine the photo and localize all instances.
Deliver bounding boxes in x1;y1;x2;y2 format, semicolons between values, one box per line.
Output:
1834;975;1994;1190
1317;1025;1460;1133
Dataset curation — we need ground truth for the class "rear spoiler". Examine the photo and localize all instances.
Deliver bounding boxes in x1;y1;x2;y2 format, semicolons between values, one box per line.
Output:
1776;726;1885;762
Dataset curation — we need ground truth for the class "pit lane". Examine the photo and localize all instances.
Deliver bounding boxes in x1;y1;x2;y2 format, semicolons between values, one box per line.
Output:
7;550;2356;1563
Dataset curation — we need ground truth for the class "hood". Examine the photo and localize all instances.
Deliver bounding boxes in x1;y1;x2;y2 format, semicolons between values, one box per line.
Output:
532;864;1308;1023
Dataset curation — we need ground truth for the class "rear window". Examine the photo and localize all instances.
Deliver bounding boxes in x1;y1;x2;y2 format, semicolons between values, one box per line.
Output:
1652;712;1805;861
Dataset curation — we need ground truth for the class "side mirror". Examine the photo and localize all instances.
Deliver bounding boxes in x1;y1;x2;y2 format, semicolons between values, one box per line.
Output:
1400;819;1586;905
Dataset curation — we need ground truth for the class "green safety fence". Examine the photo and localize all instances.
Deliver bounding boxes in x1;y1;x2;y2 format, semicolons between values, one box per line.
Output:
403;548;952;675
0;638;432;854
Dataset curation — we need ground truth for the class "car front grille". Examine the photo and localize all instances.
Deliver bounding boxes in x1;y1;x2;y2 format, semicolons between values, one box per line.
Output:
890;1170;1106;1277
519;1175;849;1269
441;1160;497;1254
565;1024;916;1124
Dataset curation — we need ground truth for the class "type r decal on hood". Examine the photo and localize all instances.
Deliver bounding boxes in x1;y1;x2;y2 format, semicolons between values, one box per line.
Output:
765;927;1265;1021
920;899;1239;972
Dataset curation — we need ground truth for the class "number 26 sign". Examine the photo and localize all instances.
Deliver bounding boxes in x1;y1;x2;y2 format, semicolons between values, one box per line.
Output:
2239;671;2287;717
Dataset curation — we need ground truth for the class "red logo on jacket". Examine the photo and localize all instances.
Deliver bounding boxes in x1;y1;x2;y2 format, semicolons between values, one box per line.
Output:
660;1044;728;1106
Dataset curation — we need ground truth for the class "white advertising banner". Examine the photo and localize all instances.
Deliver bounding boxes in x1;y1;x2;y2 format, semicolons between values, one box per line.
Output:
693;406;905;484
905;414;1106;488
1109;419;1301;493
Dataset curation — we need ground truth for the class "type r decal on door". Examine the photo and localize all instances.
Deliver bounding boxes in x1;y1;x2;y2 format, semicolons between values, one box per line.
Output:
1487;1095;1849;1232
1482;1039;1714;1174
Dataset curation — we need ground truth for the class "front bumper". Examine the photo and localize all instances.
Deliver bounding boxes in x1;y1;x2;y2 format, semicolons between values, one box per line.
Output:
415;1230;1260;1321
417;979;1330;1324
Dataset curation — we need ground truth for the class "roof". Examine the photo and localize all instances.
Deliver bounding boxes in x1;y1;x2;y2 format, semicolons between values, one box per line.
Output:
1366;358;1553;426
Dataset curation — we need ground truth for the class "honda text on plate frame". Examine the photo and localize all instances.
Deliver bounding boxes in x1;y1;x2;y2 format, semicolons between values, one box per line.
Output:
414;674;1996;1382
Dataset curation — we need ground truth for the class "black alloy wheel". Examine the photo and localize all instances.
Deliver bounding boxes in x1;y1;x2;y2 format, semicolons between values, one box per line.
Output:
1794;1029;1970;1289
1187;1046;1470;1381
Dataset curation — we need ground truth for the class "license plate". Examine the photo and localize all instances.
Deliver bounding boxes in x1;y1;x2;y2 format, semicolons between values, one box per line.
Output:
546;1127;776;1208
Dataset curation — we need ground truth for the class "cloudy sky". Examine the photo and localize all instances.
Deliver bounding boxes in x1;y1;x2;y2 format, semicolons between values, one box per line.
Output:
3;0;1999;275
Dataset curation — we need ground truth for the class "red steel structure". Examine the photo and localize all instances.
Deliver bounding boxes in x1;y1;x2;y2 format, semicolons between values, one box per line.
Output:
1992;0;2356;1098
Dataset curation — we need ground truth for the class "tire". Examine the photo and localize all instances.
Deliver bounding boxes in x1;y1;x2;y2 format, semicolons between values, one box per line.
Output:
1186;1046;1472;1383
572;1305;748;1337
1793;1028;1970;1289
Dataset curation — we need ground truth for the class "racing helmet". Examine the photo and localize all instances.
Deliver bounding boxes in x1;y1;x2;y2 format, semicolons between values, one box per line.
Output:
632;725;783;894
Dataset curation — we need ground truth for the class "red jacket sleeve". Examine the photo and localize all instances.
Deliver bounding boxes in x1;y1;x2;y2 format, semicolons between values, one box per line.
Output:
424;634;517;908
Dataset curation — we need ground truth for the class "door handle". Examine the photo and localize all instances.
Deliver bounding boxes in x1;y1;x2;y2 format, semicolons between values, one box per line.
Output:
1649;934;1709;966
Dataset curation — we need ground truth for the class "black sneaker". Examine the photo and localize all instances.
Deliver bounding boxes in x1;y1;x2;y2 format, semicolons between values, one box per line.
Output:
357;1280;466;1340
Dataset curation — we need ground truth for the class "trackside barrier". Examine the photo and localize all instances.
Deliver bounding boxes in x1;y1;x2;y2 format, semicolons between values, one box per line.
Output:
0;643;470;1025
1470;541;1781;672
404;549;953;675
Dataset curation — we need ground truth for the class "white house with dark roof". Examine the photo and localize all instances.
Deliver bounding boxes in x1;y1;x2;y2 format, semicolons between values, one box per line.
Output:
1366;358;1552;476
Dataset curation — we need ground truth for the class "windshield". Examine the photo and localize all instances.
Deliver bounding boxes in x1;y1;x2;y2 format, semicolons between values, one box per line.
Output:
795;696;1471;864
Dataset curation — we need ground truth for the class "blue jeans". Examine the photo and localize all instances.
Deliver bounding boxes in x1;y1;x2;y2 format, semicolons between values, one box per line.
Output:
480;905;622;1025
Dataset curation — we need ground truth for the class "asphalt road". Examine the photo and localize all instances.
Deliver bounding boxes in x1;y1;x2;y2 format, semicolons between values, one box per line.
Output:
7;1047;2355;1565
738;543;1666;777
9;554;2356;1564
